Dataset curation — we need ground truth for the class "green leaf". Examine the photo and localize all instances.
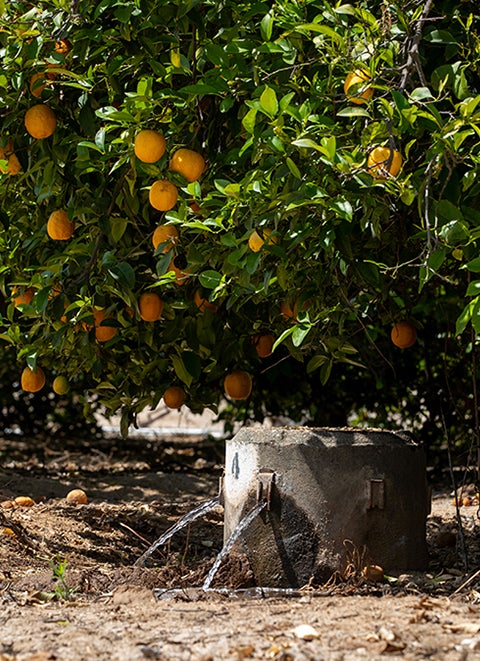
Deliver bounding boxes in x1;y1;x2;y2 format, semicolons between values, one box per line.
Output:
260;10;274;41
25;350;38;371
409;87;435;102
242;107;257;133
245;251;261;275
337;107;371;118
400;187;417;206
330;197;353;221
456;298;477;335
319;359;333;385
471;298;480;335
466;280;480;297
272;326;295;351
437;199;464;223
295;23;343;45
109;262;136;289
223;183;241;198
95;128;106;151
120;408;130;439
260;86;278;117
110;218;128;243
204;43;230;67
180;80;229;95
95;107;136;123
427;249;447;273
181;351;201;380
431;63;470;100
199;270;224;289
292;324;311;347
307;354;328;374
425;29;458;45
172;354;193;387
334;5;356;15
292;138;322;150
439;220;469;246
466;257;480;272
286;157;301;179
321;136;336;161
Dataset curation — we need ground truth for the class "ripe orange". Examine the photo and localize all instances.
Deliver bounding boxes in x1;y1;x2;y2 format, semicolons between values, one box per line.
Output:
12;286;35;307
29;70;56;99
152;223;179;252
189;201;202;215
169;255;190;285
248;228;276;252
5;153;22;175
24;104;57;139
0;140;21;175
280;298;309;321
54;39;72;55
224;370;253;400
252;333;275;358
66;489;88;504
149;180;178;211
14;496;35;507
48;283;62;300
93;308;117;342
367;146;402;178
163;385;186;409
21;365;46;392
281;300;295;320
139;292;164;321
344;69;373;104
390;321;417;349
362;564;384;582
134;129;167;163
169;148;205;182
0;139;13;160
30;72;45;97
47;209;75;240
194;289;217;312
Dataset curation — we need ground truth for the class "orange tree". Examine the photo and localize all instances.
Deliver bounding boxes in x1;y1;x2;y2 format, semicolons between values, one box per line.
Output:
1;0;480;450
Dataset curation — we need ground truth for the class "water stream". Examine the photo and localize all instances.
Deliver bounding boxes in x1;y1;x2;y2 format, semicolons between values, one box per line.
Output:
202;500;267;591
134;496;220;567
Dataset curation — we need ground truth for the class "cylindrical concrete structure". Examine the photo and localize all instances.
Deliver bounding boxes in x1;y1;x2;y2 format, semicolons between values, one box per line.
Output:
223;427;429;588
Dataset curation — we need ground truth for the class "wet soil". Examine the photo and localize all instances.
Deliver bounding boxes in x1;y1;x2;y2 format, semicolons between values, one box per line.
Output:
1;431;480;660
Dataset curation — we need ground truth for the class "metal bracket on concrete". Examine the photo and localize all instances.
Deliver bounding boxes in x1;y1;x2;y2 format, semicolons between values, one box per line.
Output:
257;469;275;510
368;479;385;509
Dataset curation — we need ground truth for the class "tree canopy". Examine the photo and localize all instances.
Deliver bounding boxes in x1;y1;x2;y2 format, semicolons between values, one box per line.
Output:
1;0;479;449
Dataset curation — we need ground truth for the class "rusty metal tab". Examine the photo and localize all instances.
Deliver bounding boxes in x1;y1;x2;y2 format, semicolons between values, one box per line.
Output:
368;479;385;510
218;474;225;506
257;469;275;510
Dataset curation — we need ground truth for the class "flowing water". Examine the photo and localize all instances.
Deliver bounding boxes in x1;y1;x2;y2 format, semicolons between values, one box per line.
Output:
134;496;220;567
155;587;306;600
202;500;267;591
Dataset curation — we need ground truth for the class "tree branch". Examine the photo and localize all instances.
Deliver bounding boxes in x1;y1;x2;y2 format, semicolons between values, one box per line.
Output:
399;0;435;93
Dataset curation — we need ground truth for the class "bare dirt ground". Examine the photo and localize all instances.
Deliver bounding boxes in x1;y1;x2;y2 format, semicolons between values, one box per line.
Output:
1;430;480;660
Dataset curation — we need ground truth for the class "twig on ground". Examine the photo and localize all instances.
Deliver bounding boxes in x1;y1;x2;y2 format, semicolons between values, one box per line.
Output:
118;521;152;547
0;511;38;552
451;568;480;596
